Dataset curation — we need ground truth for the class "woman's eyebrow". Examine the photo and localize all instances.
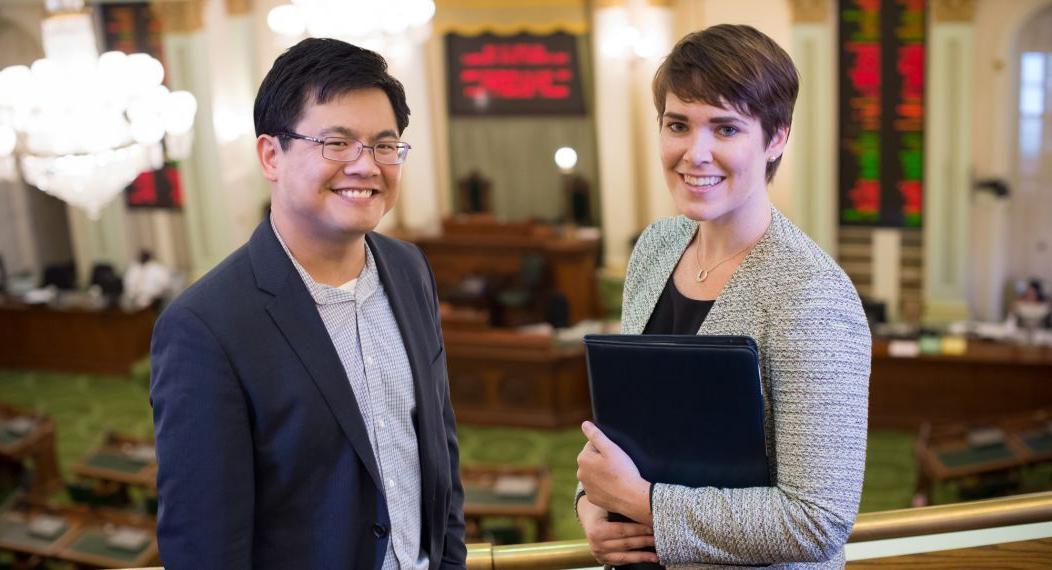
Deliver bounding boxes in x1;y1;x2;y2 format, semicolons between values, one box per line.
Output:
709;115;746;126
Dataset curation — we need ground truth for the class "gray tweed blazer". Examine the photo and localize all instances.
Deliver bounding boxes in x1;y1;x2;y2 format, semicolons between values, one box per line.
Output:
622;207;870;569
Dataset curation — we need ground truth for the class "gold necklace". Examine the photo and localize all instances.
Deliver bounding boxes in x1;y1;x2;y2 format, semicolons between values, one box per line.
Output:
694;233;757;282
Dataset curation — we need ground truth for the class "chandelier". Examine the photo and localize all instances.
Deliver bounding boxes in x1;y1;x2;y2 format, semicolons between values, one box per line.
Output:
267;0;436;47
0;0;197;219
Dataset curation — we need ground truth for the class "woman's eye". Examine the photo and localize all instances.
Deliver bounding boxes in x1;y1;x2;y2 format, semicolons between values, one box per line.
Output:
664;121;687;133
717;126;739;137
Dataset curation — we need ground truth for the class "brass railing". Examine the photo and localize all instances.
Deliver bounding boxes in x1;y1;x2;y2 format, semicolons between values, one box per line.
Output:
465;491;1052;570
124;491;1052;570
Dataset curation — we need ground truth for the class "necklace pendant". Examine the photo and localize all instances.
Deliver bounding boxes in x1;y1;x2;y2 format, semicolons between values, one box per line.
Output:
695;268;709;282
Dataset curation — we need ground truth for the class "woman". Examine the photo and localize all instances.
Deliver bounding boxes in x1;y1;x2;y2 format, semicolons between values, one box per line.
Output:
576;25;870;568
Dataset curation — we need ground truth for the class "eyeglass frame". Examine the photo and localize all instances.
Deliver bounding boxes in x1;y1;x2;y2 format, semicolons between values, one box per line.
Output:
278;132;412;165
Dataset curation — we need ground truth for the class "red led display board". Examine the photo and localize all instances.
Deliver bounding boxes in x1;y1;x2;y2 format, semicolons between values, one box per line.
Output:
838;0;925;227
446;32;586;116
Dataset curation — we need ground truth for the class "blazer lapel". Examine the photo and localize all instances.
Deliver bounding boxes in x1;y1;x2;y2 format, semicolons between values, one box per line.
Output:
249;221;383;490
367;234;442;511
622;217;696;334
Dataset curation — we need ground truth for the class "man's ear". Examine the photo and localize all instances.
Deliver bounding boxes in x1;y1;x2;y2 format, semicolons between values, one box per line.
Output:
257;135;282;182
766;126;790;161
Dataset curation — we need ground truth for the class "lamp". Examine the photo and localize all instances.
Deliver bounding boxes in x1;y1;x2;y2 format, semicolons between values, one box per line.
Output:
0;0;197;219
267;0;436;48
554;146;578;173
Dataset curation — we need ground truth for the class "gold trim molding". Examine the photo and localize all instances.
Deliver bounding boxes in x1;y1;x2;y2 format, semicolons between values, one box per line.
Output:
932;0;974;23
225;0;252;17
789;0;828;23
151;0;205;34
594;0;672;7
434;22;589;36
438;0;586;7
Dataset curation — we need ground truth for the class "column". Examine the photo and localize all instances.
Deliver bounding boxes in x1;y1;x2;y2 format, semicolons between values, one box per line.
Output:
924;0;974;322
789;0;837;255
592;0;674;273
387;39;443;236
593;2;639;272
154;0;234;279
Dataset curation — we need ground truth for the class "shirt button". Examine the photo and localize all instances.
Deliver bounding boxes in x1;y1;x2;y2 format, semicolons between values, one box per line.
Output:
366;356;374;365
387;478;395;488
378;419;386;429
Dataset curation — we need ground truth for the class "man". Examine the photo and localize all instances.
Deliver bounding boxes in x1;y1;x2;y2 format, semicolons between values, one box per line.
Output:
123;249;171;309
150;38;466;569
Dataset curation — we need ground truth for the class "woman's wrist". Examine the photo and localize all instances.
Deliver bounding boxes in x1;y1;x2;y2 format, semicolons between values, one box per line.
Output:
619;478;654;526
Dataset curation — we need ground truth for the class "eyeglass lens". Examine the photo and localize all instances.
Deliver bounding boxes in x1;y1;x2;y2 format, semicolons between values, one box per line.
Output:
322;139;408;164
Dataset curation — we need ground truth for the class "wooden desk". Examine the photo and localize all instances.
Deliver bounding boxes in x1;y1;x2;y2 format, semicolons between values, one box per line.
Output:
914;409;1052;505
415;232;601;324
444;330;590;428
57;515;158;569
870;339;1052;429
73;433;157;491
0;302;156;375
461;465;552;543
0;404;61;504
0;503;158;569
0;507;82;562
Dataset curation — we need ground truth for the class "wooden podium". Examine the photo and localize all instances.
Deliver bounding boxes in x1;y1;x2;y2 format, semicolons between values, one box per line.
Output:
443;329;590;428
414;216;601;325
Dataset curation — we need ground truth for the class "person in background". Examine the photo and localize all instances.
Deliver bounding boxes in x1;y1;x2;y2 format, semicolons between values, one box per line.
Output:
575;25;870;569
1012;278;1051;329
150;38;466;569
122;249;171;310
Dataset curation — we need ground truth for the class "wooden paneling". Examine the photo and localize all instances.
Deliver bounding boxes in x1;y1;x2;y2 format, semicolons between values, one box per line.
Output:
0;303;156;375
870;339;1052;429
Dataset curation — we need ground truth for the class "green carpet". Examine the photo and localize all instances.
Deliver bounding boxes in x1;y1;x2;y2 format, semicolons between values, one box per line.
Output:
1;368;931;543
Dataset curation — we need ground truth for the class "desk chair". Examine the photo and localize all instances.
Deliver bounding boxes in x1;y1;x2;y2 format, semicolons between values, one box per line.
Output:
494;254;547;327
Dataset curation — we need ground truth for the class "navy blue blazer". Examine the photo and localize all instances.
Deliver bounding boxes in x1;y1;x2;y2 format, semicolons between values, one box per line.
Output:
150;220;466;570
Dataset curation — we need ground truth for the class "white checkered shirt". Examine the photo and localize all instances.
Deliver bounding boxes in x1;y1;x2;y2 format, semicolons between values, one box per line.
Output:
273;221;427;570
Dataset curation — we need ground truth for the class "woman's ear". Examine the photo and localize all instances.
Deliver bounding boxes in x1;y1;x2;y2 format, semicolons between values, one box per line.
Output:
766;126;790;161
257;135;282;182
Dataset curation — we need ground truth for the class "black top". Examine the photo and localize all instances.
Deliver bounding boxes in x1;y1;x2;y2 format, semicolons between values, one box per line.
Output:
643;275;715;335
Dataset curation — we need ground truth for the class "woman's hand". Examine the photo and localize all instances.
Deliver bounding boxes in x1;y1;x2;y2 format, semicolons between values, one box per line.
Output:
577;420;653;526
577;494;659;566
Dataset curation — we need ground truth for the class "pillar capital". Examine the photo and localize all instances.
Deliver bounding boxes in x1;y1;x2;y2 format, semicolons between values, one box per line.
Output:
932;0;974;23
225;0;252;17
151;0;205;34
789;0;828;24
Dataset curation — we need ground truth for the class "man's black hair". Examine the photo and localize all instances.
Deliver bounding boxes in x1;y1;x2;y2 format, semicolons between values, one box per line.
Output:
254;38;410;149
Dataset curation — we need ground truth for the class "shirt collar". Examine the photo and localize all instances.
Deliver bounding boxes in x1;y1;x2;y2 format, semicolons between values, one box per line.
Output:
270;216;379;305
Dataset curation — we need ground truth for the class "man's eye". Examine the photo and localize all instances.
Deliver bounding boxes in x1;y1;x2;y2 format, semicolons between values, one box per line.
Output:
326;140;349;148
375;143;398;153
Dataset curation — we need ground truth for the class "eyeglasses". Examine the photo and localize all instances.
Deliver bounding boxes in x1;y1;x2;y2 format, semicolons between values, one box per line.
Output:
280;132;411;165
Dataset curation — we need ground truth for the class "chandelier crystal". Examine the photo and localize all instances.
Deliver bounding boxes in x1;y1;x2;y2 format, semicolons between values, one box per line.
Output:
0;0;197;219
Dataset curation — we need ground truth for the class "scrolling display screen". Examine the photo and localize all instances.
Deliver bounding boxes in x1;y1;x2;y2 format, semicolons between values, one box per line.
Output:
447;32;585;116
838;0;925;227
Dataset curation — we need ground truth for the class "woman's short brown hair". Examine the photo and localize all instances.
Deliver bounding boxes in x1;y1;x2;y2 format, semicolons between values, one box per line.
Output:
652;24;799;183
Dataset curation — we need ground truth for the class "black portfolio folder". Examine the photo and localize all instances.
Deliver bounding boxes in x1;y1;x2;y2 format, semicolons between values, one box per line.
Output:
583;335;770;569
